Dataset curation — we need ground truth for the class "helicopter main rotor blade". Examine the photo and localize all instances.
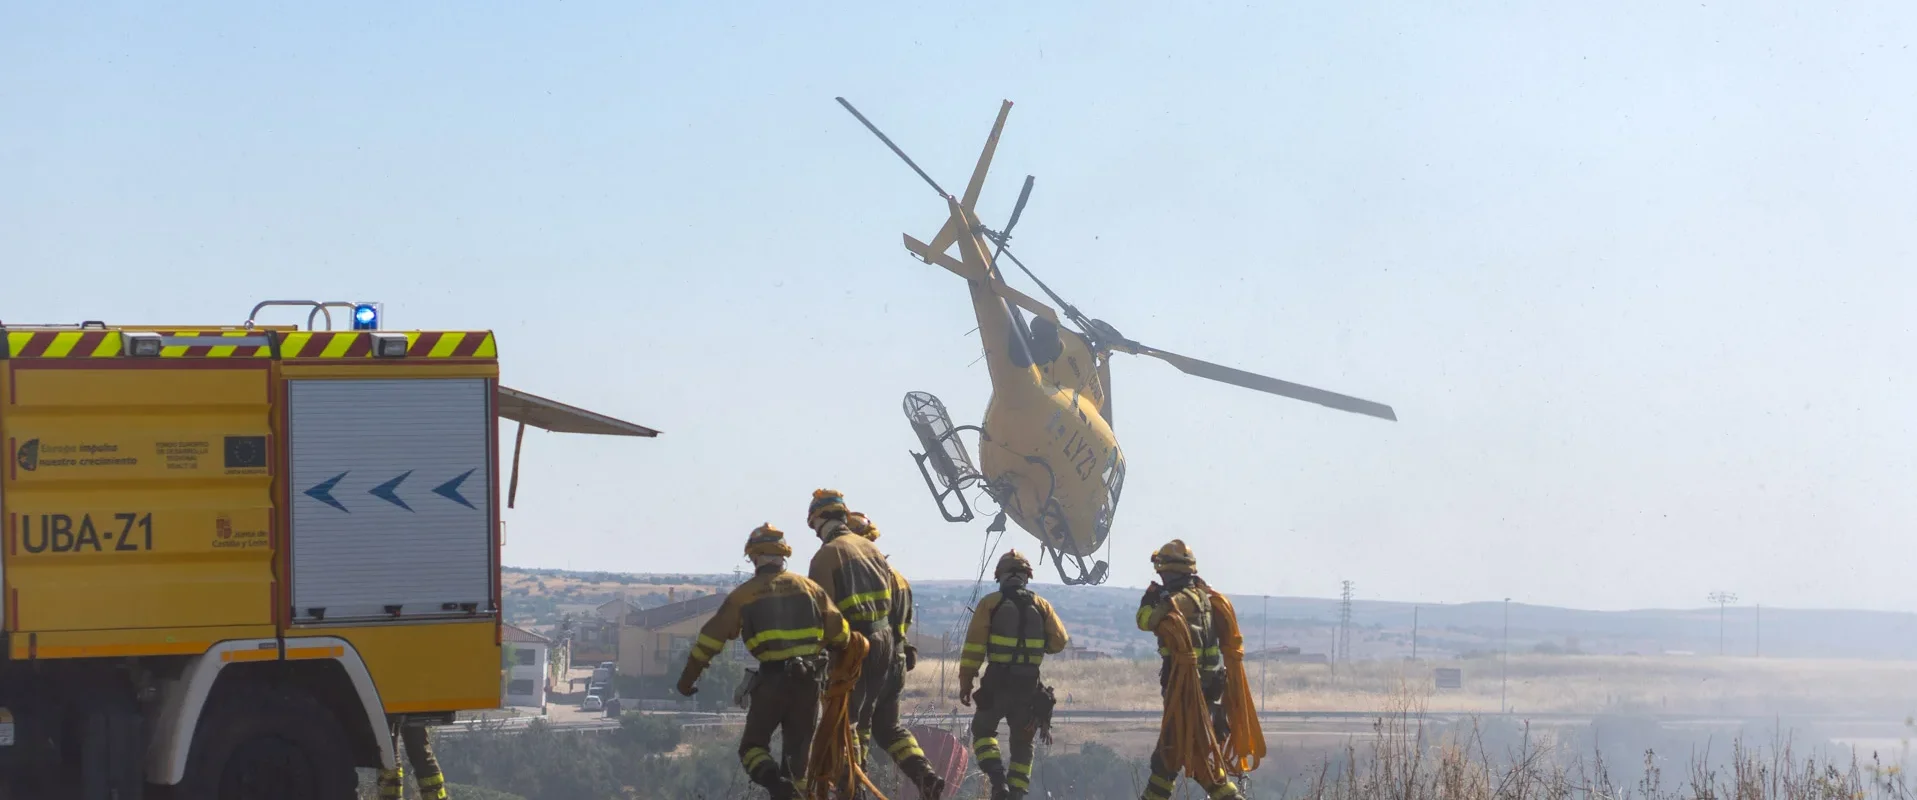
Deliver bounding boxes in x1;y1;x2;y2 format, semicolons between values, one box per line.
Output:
1131;346;1398;421
836;96;950;199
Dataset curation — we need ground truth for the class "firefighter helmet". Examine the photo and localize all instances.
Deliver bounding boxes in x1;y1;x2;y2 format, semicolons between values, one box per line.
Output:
848;512;880;541
995;549;1034;580
1150;539;1198;574
745;523;792;557
807;488;849;529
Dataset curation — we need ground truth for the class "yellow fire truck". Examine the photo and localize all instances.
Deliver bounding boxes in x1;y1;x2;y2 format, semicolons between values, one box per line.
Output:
0;301;657;798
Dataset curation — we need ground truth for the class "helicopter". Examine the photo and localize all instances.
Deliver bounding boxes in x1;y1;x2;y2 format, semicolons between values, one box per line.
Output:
837;97;1398;586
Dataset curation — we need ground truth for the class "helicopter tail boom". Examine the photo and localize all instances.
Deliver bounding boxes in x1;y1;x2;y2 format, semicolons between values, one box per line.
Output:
920;100;1014;261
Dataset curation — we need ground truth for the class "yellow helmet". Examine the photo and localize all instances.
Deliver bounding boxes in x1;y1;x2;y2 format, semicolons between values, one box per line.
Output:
807;488;848;530
1150;539;1197;574
848;512;879;541
995;549;1034;580
745;523;792;558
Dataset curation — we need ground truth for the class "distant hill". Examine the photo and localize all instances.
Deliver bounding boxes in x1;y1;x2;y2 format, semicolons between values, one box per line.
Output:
504;568;1917;661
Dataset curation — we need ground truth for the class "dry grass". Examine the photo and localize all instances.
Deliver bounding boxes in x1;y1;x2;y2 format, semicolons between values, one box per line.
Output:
1284;691;1905;800
902;654;1917;717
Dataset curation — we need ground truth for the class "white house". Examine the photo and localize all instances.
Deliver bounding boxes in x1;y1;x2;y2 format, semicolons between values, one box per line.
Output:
502;623;553;710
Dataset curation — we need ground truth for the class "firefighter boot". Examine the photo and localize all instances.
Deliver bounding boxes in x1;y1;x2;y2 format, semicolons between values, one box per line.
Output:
984;769;1009;800
376;766;404;800
903;759;946;800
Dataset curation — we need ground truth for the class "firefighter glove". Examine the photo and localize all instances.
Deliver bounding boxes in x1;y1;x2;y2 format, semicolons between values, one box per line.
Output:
904;643;918;672
676;671;700;697
959;675;974;707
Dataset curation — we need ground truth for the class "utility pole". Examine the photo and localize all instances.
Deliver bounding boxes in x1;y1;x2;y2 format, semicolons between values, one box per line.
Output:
1708;591;1737;656
1261;595;1269;712
1338;581;1355;666
1500;597;1510;714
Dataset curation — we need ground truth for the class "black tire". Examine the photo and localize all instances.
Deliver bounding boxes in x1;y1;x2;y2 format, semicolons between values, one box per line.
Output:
167;680;359;800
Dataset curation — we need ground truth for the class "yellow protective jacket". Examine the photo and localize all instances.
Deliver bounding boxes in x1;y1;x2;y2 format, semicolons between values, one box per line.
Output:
683;567;849;679
807;523;896;630
888;566;914;644
958;589;1069;683
1138;583;1224;673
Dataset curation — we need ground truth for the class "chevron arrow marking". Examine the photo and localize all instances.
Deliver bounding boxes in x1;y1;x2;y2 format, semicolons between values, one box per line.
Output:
434;469;477;510
370;471;414;512
306;472;350;513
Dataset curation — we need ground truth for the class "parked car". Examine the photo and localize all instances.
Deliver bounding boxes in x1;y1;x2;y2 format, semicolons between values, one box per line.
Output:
583;694;604;712
603;697;622;717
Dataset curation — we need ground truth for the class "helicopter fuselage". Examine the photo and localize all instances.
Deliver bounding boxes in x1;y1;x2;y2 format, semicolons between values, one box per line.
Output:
951;203;1125;561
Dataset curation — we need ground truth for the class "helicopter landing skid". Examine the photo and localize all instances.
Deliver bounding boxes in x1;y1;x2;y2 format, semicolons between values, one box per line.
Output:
1043;544;1109;586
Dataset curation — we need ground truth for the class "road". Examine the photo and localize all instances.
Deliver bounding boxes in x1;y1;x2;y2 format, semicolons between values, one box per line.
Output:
434;707;1915;741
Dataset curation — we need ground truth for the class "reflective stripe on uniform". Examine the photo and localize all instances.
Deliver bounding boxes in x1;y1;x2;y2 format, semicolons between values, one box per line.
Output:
1208;780;1242;798
974;736;1002;763
1010;759;1033;790
747;627;824;649
959;642;986;670
985;593;1049;665
378;767;404;798
1158;644;1225;669
744;625;826;661
1137;606;1155;629
838;588;892;622
887;735;925;763
1144;773;1177;800
742;746;775;773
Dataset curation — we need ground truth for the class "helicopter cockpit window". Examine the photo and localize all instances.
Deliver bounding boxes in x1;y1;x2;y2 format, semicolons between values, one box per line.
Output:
1095;447;1126;541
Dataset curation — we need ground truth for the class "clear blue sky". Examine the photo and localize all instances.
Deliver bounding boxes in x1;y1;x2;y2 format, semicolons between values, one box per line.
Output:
5;2;1914;612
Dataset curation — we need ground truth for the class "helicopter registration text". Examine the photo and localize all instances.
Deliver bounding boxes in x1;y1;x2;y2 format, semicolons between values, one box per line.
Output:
1050;414;1106;482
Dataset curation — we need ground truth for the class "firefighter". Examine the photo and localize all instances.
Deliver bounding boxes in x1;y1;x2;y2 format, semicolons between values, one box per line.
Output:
847;511;946;800
376;717;449;800
1136;539;1241;800
804;489;900;767
677;523;850;800
958;550;1070;800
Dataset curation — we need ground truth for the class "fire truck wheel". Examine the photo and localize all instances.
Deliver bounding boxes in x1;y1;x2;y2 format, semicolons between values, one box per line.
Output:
171;680;358;800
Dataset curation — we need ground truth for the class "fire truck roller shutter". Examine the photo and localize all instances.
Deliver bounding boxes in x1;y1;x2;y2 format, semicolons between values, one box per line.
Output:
288;378;494;621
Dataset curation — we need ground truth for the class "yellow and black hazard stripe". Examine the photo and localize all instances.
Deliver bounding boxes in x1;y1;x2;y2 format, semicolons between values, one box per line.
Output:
5;330;124;359
3;330;497;360
278;331;497;359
